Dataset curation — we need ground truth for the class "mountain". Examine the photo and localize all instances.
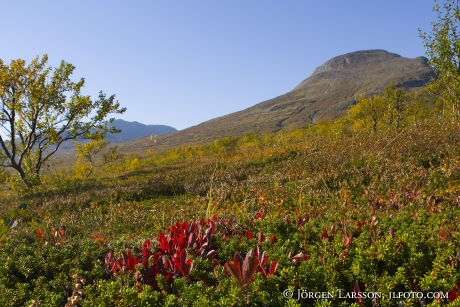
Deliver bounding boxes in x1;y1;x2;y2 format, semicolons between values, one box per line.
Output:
107;119;177;143
122;50;436;151
55;120;176;155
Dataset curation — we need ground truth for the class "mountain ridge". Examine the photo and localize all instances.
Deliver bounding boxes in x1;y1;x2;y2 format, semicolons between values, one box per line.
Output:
120;50;436;152
107;119;177;143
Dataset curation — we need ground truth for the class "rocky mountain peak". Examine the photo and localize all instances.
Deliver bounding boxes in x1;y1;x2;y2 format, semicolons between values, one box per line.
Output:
312;50;401;74
295;49;434;91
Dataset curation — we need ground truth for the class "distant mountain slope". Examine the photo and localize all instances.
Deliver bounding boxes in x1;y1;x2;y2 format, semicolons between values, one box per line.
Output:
107;119;177;143
122;50;436;151
56;120;176;154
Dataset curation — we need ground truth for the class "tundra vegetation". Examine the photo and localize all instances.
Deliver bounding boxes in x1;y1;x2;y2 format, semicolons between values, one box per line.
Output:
0;1;459;306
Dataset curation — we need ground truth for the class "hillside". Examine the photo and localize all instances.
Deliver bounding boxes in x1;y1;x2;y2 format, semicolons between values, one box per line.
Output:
122;49;435;151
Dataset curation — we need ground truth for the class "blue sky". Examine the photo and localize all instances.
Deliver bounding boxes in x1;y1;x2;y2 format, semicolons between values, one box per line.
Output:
1;1;437;130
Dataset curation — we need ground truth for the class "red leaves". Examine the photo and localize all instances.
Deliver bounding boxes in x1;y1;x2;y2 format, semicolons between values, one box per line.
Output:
296;216;307;228
105;217;280;291
224;252;259;290
106;237;195;285
36;226;66;246
449;290;460;301
260;259;278;277
224;246;278;289
321;228;329;240
142;239;151;257
37;229;45;245
53;227;66;238
258;231;265;244
291;252;309;267
105;220;218;286
438;227;450;242
252;246;278;278
104;252;116;272
253;208;265;220
104;251;140;273
171;248;194;278
357;220;365;232
93;232;107;247
354;280;365;306
246;230;267;244
448;284;460;302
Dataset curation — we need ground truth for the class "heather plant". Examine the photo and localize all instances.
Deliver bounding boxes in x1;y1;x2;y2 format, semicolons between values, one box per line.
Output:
0;233;107;307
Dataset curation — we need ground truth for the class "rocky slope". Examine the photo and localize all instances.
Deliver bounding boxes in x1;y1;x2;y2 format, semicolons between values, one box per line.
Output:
123;50;435;151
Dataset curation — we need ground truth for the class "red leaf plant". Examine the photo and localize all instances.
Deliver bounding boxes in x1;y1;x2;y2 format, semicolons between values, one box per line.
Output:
252;246;278;277
354;280;365;306
448;283;460;302
224;246;278;290
290;252;309;267
343;236;352;246
105;251;140;274
321;228;329;240
258;231;265;244
37;229;45;245
246;230;253;241
36;226;66;247
105;219;217;287
296;216;308;228
224;250;259;290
